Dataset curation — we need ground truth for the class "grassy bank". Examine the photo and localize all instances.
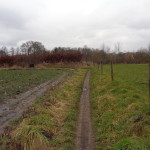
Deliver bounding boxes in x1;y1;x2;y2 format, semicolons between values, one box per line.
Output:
91;65;150;150
0;69;87;150
0;68;68;102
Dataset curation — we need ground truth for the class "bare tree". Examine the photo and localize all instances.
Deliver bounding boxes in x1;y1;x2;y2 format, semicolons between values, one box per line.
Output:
0;46;8;57
20;41;34;55
115;42;121;53
32;41;46;54
148;44;150;58
15;47;21;55
114;42;121;63
20;41;46;55
10;47;15;56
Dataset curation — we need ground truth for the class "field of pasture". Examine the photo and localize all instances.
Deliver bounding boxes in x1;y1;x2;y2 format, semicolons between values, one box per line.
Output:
91;64;150;149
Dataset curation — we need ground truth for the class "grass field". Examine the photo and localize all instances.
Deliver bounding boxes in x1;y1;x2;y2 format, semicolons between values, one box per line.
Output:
91;64;150;150
103;64;148;96
0;69;68;102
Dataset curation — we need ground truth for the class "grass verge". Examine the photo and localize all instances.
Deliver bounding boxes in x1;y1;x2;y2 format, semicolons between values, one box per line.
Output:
90;66;150;150
0;69;87;150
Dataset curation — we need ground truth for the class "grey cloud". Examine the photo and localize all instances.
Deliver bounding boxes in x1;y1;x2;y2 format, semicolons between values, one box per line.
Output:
0;0;150;51
0;8;26;29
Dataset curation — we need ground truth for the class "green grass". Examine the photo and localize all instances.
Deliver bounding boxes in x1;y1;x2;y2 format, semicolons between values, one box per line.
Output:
0;69;87;150
91;64;150;150
102;64;148;96
0;69;68;102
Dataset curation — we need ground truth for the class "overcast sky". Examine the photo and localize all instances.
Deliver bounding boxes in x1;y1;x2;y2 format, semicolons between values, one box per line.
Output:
0;0;150;51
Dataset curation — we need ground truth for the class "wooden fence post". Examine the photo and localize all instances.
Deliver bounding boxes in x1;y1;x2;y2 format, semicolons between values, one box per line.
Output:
111;61;114;81
97;63;100;71
148;59;150;104
101;61;103;75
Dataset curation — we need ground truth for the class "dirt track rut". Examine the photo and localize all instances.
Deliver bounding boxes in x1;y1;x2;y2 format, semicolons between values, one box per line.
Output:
76;70;94;150
0;72;69;134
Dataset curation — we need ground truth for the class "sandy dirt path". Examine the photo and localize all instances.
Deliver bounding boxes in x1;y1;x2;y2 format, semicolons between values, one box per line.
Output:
76;70;94;150
0;71;71;134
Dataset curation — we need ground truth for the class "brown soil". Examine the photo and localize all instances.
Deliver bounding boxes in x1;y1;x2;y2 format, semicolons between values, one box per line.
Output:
0;72;70;135
76;70;94;150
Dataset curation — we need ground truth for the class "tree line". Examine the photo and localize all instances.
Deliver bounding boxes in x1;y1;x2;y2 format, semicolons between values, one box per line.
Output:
0;41;150;67
0;41;83;67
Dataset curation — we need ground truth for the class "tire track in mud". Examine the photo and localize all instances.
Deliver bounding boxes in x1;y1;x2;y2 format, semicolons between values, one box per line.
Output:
0;71;72;134
76;70;94;150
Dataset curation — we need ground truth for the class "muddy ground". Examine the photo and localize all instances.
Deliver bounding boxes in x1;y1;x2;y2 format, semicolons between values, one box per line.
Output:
76;70;94;150
0;72;70;134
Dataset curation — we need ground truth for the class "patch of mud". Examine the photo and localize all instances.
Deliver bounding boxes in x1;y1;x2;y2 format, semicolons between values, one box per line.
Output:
76;70;94;150
41;131;53;140
0;71;71;134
